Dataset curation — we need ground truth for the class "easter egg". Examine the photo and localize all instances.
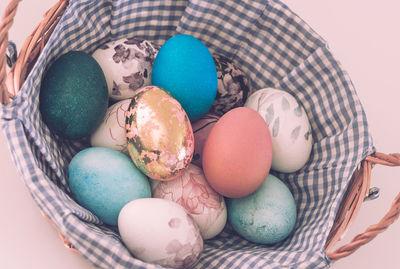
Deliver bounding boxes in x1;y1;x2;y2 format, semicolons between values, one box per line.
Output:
245;88;313;173
118;198;203;268
68;147;151;226
226;174;297;244
191;113;219;167
152;34;217;121
90;99;131;154
39;51;108;139
152;164;227;239
202;107;272;198
92;37;159;101
210;54;253;116
125;86;194;181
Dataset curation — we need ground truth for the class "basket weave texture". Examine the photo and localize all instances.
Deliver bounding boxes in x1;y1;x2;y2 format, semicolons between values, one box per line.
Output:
0;0;387;268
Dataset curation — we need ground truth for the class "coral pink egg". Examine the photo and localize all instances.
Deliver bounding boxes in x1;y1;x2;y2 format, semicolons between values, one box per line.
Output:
202;107;272;198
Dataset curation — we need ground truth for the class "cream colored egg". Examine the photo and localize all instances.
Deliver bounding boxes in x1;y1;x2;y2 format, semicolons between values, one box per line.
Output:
245;88;313;173
151;164;227;239
90;99;131;154
118;198;203;268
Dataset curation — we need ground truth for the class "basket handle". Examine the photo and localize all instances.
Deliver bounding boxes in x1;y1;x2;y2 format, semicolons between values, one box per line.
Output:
326;152;400;261
0;0;68;105
0;0;21;104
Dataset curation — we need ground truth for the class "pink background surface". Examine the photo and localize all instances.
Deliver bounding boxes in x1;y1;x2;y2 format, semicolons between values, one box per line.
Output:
1;1;399;268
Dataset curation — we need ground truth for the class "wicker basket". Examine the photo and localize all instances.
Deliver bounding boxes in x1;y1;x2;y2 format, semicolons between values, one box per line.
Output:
1;0;399;268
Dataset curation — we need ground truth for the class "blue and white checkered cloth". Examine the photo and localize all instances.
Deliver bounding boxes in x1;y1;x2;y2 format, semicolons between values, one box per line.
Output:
0;0;374;268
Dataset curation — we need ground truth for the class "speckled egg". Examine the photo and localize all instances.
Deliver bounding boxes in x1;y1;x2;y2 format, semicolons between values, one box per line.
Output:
191;113;219;167
92;37;159;101
226;174;297;244
118;198;203;269
152;164;227;239
68;147;151;226
245;88;313;173
39;51;108;139
125;86;194;181
90;99;131;154
210;54;252;116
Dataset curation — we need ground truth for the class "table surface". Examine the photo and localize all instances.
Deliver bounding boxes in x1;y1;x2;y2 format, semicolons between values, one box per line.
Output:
1;1;399;268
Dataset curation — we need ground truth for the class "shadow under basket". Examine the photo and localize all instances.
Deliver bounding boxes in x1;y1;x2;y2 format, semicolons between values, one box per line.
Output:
1;0;399;268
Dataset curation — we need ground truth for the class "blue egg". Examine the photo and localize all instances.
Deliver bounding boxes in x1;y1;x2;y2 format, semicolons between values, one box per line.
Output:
68;147;151;226
152;34;217;121
226;174;297;244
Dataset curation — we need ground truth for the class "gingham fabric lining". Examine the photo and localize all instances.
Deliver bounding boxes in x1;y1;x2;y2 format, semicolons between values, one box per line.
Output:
0;0;374;268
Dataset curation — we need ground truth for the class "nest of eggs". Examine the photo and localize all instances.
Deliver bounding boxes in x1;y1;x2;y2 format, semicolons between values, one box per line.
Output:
1;1;374;268
40;33;308;267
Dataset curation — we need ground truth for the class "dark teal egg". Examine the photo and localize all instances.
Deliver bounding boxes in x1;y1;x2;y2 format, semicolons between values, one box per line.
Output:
39;51;109;139
226;174;297;244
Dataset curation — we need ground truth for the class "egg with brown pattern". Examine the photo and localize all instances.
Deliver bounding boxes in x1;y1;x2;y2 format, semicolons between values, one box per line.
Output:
125;86;194;181
92;37;160;101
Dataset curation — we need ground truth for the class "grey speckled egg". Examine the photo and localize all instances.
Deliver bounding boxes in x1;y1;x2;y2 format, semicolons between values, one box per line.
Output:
92;37;160;101
226;174;297;245
210;54;252;116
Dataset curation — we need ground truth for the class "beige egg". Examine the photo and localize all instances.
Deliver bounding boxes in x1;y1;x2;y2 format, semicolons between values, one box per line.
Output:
90;99;131;154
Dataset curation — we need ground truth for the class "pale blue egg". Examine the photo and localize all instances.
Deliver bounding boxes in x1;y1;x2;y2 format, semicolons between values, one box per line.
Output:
226;174;297;244
68;147;151;226
152;34;217;122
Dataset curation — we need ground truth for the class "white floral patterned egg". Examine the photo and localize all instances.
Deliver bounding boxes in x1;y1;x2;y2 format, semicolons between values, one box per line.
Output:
92;37;160;101
151;164;227;240
118;198;203;269
245;88;313;173
90;99;131;154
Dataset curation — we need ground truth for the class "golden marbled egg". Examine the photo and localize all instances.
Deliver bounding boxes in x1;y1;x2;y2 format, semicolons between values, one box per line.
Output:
125;86;194;181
